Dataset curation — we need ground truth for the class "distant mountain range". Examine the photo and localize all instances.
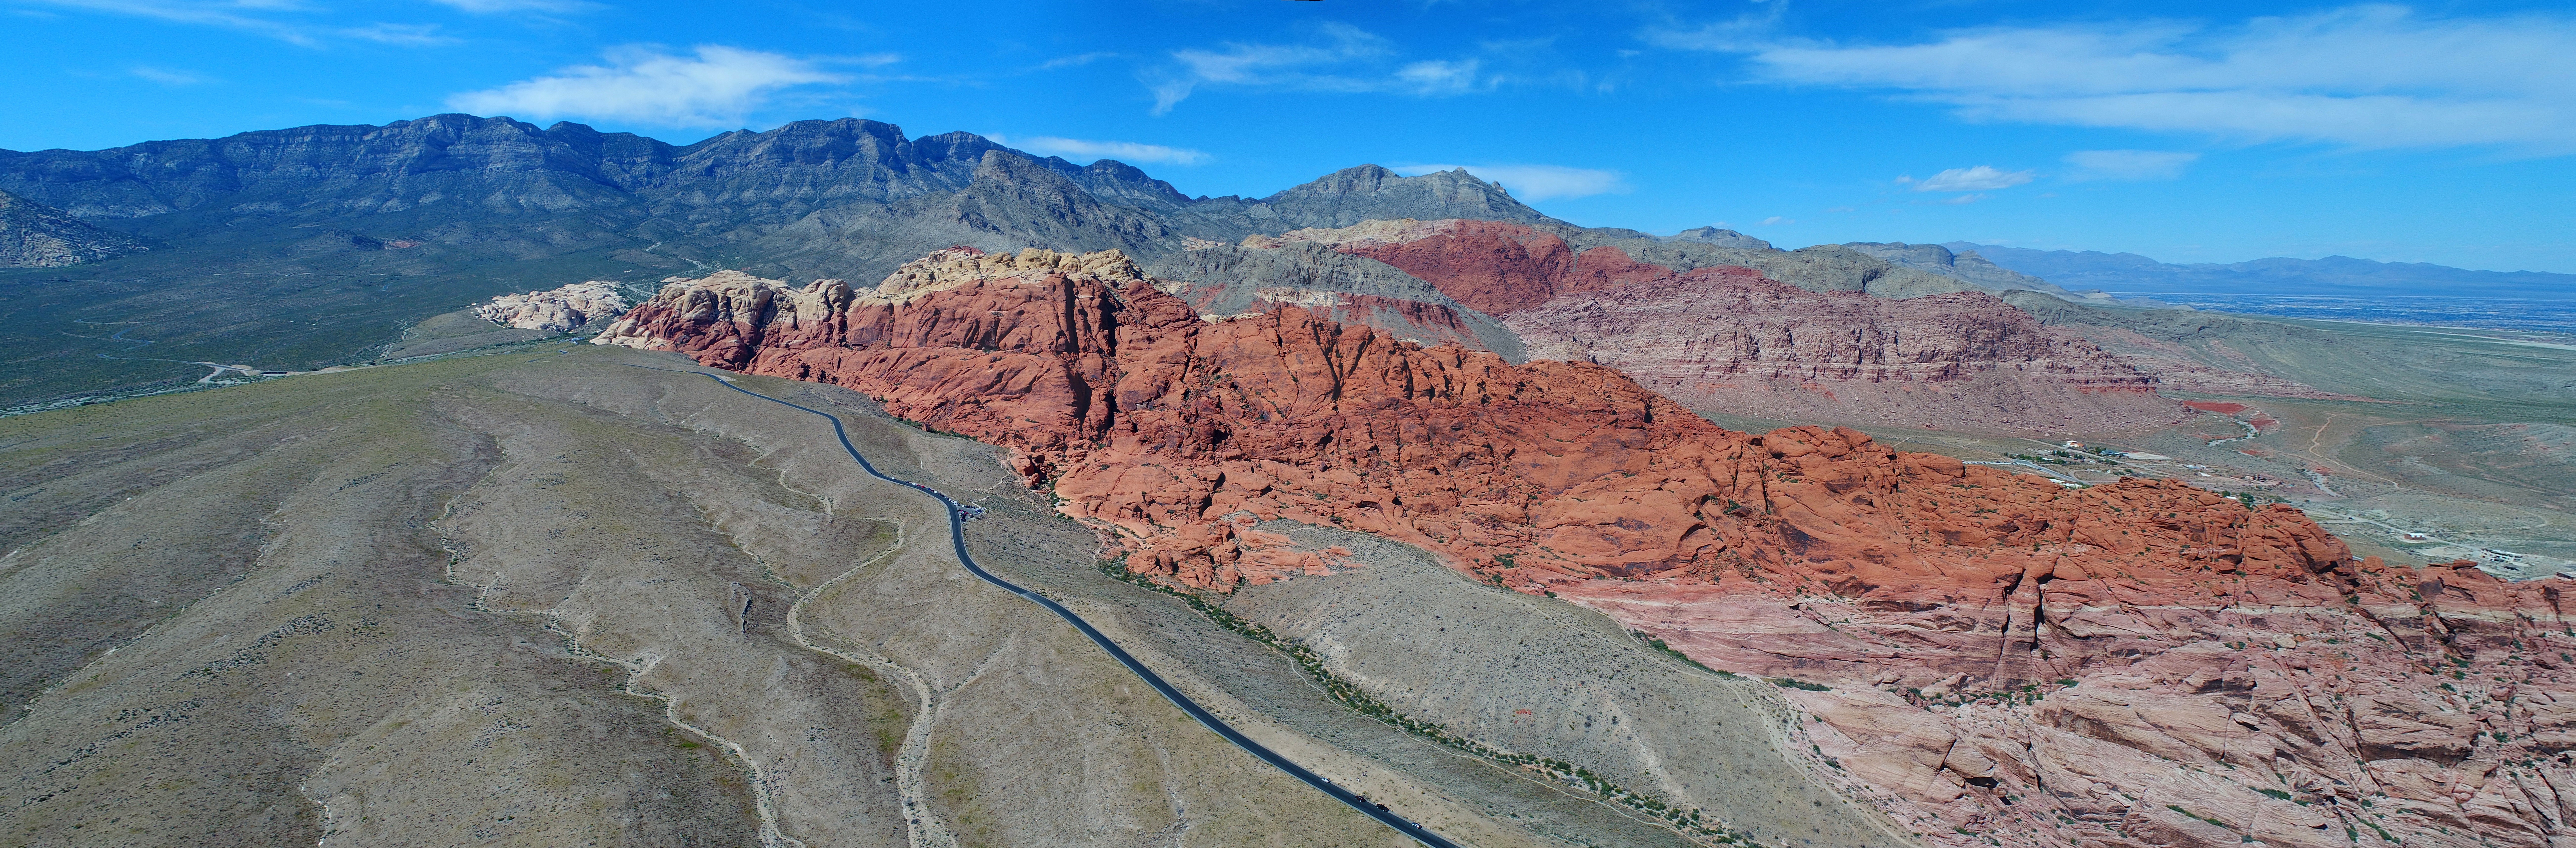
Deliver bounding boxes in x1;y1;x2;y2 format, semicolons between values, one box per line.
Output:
1951;242;2576;301
22;111;2560;416
0;113;1970;409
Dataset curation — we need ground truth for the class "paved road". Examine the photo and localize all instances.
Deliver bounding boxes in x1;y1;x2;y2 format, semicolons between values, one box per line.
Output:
689;370;1462;848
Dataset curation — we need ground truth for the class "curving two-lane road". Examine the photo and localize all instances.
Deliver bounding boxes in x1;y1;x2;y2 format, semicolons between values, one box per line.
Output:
689;370;1461;848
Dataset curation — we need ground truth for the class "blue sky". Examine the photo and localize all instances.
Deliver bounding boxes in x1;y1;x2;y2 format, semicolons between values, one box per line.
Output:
8;0;2573;274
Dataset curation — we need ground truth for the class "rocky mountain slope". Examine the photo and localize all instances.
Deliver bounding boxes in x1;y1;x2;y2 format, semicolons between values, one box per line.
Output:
0;118;1534;282
1843;241;2083;298
1502;270;2183;435
1142;237;1527;358
0;117;1587;409
593;245;2576;848
1255;219;2180;434
0;190;145;267
0;111;2070;426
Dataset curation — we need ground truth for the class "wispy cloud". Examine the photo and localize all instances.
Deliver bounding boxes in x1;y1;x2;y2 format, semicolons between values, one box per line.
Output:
446;45;851;127
1901;165;2034;192
1039;51;1117;70
1639;0;1788;52
1390;163;1628;201
27;0;321;44
2063;150;2199;181
1715;5;2576;153
28;0;476;46
1756;215;1794;225
427;0;599;13
1147;23;1489;114
989;134;1209;166
342;22;454;46
129;65;209;86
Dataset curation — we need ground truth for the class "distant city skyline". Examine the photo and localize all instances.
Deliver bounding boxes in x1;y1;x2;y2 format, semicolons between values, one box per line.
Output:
7;0;2571;274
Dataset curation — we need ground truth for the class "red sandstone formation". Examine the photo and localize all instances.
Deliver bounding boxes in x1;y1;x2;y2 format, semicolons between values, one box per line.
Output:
1271;219;1667;314
1503;270;2185;435
1560;549;2576;848
1173;284;1494;352
1280;219;2186;435
595;248;2575;848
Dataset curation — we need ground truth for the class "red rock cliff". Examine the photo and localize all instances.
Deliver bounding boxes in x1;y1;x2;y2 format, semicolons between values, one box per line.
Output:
596;249;2329;593
596;247;2574;848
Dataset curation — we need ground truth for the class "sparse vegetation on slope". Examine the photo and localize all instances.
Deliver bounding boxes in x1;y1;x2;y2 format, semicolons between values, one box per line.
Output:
1096;556;1772;846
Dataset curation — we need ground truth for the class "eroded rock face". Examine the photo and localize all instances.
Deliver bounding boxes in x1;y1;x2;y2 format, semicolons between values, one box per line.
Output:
1142;238;1524;358
1504;270;2187;435
596;246;2575;847
1276;219;1666;315
1558;553;2576;848
596;247;2339;591
473;281;631;332
1284;219;2184;435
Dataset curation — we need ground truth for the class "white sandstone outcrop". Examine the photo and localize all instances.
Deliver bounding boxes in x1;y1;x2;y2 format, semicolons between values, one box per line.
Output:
474;281;631;332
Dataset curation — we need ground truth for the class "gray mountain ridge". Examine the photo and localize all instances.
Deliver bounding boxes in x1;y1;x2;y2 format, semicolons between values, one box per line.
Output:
0;114;1587;408
1953;242;2576;300
0;112;1991;410
1840;241;2077;298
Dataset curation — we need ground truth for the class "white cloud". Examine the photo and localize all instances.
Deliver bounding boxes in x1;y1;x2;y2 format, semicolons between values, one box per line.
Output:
1390;164;1628;201
1716;5;2576;152
129;65;208;85
1756;216;1794;226
1393;59;1480;94
1907;165;2034;192
446;46;849;127
988;134;1210;166
1149;24;1488;114
2063;149;2199;181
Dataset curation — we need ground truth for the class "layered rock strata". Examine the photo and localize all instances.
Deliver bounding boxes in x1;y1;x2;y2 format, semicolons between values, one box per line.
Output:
1559;550;2576;848
594;247;2576;848
1503;270;2186;435
1275;219;2183;435
1141;238;1524;358
473;281;631;332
